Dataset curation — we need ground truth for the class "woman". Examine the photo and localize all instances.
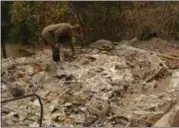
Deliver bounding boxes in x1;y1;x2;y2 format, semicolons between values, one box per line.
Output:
41;23;82;62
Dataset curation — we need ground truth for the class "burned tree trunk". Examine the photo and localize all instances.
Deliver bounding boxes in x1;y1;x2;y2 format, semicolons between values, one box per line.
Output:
1;22;12;58
1;1;13;58
1;36;7;58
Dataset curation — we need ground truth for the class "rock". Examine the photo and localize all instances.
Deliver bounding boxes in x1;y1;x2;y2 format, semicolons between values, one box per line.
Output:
130;37;139;43
2;80;25;97
91;39;114;49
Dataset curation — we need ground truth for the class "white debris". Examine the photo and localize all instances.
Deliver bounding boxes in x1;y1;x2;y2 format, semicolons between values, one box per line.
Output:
171;70;179;89
1;42;179;127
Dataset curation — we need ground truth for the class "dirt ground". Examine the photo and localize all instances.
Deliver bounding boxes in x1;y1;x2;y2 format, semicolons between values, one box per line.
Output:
3;43;44;58
4;38;179;58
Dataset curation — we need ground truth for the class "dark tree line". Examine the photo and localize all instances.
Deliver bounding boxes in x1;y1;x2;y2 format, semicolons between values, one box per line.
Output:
1;2;12;58
1;1;179;54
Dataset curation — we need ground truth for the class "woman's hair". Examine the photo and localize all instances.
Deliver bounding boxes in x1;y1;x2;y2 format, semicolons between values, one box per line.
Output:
72;24;82;34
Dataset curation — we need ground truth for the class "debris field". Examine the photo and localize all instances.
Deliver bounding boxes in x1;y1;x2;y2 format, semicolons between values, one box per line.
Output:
1;38;179;127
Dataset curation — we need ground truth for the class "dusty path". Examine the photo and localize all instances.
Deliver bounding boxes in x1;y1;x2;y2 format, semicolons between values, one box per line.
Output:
3;43;44;58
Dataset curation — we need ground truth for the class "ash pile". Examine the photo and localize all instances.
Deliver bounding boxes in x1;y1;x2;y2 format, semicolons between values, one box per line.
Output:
1;38;179;127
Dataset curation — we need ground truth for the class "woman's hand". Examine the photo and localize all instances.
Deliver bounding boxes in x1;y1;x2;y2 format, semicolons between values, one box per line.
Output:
55;43;60;49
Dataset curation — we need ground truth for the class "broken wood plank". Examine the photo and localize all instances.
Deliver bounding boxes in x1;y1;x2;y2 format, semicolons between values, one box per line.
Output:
154;52;179;60
164;50;179;57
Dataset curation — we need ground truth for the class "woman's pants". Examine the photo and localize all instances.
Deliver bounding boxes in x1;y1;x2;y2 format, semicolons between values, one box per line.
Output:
51;35;70;62
52;47;60;62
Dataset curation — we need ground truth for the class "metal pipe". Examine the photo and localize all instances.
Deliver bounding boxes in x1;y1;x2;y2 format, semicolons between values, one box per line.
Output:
1;94;43;127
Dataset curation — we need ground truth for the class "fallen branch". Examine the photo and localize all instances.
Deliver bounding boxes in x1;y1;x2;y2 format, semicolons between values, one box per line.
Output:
154;52;179;61
164;50;179;57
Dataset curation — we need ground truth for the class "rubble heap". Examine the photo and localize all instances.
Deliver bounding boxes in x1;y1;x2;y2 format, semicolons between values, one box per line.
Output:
1;40;179;127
